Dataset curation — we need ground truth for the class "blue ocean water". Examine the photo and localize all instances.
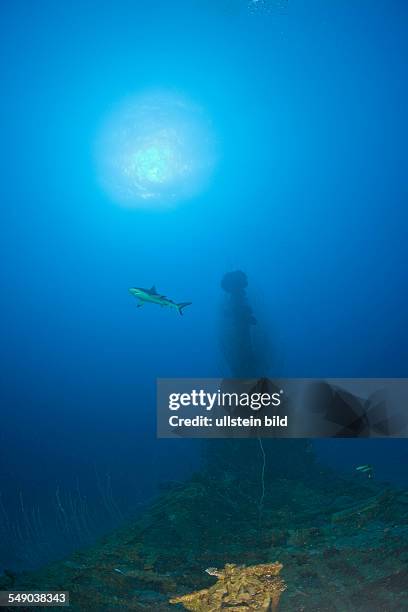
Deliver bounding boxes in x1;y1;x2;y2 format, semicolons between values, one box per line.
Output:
0;0;407;574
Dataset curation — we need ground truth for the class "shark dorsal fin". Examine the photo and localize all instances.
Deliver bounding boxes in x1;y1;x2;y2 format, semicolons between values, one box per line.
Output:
150;285;158;295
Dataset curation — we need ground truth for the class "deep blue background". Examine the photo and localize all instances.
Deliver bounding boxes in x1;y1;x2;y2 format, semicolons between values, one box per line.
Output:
0;0;407;570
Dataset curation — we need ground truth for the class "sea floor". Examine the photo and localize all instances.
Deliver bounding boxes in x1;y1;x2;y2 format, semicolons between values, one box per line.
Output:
2;462;408;611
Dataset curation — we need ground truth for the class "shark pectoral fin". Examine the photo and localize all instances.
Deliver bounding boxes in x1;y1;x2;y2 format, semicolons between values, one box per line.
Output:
137;303;144;308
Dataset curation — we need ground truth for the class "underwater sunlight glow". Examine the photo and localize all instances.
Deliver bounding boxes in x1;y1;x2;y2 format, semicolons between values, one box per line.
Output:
97;91;217;208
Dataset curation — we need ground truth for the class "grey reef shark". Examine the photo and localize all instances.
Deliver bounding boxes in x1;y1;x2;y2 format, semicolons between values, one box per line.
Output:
129;285;192;316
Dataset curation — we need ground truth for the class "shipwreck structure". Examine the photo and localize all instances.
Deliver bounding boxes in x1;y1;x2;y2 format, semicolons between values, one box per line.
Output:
204;271;315;482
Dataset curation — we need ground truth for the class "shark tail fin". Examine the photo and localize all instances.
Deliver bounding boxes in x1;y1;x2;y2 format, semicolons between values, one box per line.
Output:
177;302;192;316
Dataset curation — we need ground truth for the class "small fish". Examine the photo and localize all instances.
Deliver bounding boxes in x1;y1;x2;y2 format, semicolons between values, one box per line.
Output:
129;285;192;316
356;464;374;478
205;567;222;577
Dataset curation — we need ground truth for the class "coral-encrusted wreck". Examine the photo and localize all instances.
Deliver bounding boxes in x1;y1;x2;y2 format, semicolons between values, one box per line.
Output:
170;562;286;611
